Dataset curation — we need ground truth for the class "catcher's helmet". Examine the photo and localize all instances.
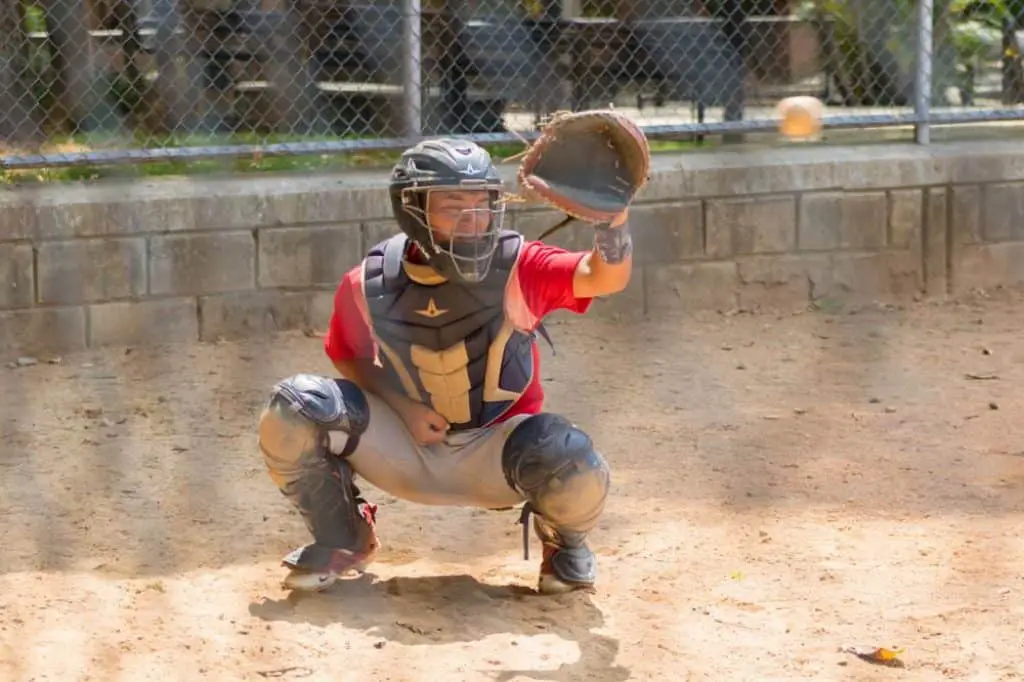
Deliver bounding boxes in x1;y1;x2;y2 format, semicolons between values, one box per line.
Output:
389;138;506;284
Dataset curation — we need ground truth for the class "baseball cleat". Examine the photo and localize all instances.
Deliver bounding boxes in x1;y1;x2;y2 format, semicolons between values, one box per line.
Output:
280;543;378;592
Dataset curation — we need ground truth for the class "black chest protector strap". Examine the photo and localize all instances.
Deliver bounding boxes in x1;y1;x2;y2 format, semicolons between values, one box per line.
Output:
534;323;556;356
382;233;406;283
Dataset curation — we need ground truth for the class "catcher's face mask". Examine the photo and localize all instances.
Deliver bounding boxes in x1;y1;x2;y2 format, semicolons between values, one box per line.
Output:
402;187;506;283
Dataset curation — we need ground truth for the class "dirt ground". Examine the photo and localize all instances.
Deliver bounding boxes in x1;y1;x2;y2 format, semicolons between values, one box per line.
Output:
3;290;1024;682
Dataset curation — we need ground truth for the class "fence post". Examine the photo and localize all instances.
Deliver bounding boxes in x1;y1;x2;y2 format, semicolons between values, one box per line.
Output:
402;0;423;138
915;0;933;144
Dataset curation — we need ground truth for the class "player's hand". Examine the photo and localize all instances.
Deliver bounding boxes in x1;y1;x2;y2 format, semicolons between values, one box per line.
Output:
396;398;450;446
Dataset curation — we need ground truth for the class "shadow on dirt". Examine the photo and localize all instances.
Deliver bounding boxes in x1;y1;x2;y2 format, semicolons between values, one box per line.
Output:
248;572;630;681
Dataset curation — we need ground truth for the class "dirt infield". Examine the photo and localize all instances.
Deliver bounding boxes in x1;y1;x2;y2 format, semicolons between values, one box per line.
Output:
3;292;1024;681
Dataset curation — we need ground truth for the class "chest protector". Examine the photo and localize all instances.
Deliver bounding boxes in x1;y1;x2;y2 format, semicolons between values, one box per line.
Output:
361;231;536;432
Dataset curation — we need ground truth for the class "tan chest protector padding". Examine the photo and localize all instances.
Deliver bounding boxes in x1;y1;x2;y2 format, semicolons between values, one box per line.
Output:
361;232;538;431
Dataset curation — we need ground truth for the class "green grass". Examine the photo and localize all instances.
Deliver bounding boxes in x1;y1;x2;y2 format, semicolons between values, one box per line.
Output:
0;133;711;185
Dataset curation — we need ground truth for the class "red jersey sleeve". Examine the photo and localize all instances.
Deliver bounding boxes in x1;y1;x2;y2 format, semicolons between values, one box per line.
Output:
323;267;375;362
514;240;594;319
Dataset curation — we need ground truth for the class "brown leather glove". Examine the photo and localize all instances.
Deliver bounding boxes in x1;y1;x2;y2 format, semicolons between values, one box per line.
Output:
516;109;651;224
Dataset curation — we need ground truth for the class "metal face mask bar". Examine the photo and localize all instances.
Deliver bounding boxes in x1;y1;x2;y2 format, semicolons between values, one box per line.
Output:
401;184;507;282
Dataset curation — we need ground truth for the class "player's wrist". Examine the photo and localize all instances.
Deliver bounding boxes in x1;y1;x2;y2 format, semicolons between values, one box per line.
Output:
593;220;633;264
610;208;629;228
379;387;416;413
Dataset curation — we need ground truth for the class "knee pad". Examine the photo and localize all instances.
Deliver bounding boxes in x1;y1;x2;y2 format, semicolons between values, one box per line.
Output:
268;373;369;456
501;413;610;545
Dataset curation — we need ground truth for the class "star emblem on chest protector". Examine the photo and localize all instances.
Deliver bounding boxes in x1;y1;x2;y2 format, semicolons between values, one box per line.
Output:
414;297;448;319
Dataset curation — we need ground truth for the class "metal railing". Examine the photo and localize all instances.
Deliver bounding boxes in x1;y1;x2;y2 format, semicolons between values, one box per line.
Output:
2;0;1024;171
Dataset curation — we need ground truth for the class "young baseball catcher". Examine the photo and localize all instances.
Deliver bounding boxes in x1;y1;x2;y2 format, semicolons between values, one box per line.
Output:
257;112;650;595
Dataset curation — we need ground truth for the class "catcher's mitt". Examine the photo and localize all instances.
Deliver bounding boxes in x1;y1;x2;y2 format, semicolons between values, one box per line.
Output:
516;110;650;224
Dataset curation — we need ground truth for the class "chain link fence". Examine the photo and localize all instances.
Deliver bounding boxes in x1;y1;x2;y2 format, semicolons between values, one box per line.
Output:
2;0;1024;170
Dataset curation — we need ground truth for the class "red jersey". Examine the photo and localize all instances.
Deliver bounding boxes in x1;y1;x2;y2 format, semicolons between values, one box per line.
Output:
324;239;593;424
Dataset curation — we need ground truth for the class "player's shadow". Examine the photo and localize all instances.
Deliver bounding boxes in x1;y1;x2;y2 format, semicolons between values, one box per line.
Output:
248;572;629;681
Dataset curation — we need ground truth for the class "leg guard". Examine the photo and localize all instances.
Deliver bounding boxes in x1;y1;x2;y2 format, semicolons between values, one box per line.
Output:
258;374;376;571
502;413;610;588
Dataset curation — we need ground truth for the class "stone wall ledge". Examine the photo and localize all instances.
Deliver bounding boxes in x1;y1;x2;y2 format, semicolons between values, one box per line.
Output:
3;139;1024;357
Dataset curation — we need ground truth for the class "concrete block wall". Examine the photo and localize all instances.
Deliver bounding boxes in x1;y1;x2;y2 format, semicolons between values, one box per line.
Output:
3;139;1024;357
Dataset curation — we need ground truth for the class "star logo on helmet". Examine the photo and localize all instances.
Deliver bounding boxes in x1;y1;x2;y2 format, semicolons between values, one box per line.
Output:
463;163;477;174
